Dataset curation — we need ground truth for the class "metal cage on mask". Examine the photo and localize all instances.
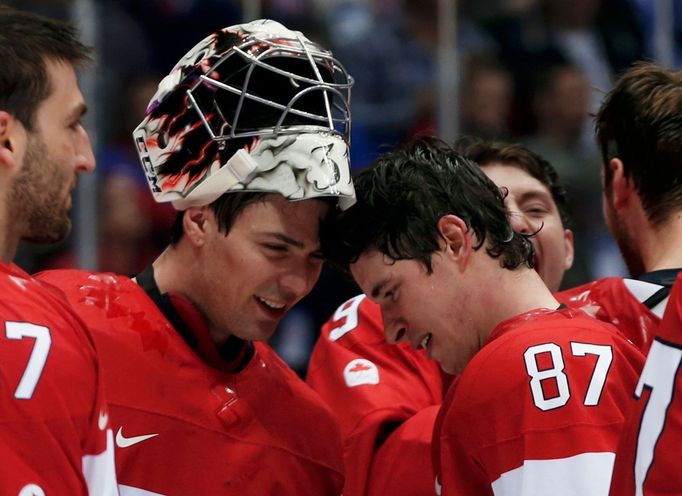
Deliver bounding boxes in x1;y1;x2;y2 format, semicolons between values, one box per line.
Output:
185;32;353;144
133;20;355;211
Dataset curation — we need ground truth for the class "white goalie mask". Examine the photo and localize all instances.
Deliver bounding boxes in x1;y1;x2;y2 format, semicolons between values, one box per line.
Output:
133;19;355;210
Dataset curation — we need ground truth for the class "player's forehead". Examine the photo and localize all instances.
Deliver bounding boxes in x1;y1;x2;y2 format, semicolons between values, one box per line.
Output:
350;250;417;300
482;162;554;201
235;194;329;243
37;58;85;120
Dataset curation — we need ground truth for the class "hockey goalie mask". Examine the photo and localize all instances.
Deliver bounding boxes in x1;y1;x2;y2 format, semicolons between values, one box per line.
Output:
133;19;355;210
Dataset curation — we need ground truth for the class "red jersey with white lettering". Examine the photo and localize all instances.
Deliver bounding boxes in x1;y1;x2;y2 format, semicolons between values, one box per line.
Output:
435;307;645;496
557;270;680;354
0;262;117;495
609;272;682;496
307;295;446;496
38;269;344;496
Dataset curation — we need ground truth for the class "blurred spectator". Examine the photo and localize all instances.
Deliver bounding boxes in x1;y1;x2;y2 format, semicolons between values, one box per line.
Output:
523;60;626;285
459;55;514;140
410;54;514;141
632;0;682;67
325;0;498;168
93;74;175;274
485;0;645;134
524;61;597;189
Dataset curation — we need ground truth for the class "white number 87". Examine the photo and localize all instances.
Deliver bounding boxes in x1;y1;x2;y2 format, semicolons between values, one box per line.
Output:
524;342;613;411
5;322;52;400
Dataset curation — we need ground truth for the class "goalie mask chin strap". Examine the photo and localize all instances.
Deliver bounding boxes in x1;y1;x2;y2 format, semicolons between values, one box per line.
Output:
136;264;252;373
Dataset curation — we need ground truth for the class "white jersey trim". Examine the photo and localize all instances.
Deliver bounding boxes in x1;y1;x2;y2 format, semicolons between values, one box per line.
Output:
119;484;165;495
649;296;670;319
491;452;615;496
622;278;669;318
82;429;118;495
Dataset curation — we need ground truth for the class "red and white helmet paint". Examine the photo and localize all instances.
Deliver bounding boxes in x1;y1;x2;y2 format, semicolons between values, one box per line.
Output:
133;19;355;210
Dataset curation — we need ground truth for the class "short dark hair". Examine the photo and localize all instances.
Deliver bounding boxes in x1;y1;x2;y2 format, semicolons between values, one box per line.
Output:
596;62;682;225
0;5;91;130
457;138;572;227
322;137;534;272
170;192;268;244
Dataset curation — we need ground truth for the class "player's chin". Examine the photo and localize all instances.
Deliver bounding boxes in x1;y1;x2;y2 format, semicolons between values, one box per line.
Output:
436;349;466;375
248;320;280;342
438;359;459;376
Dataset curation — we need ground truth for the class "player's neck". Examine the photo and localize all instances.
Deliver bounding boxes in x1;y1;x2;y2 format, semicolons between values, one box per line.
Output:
150;243;193;296
0;196;19;262
642;212;682;273
477;266;560;343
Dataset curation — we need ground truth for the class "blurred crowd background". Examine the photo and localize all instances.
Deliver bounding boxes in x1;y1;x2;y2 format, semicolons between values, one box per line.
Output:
10;0;681;376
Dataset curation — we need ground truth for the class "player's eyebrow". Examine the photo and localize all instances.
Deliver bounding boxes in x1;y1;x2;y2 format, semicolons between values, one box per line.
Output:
67;102;88;122
517;189;552;202
263;232;306;250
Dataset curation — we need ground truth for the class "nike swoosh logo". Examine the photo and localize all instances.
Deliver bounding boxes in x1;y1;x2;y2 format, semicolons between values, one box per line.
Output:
116;427;159;448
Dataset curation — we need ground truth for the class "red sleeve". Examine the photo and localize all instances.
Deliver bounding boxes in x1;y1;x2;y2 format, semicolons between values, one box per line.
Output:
0;270;117;495
610;273;682;496
307;295;445;496
365;405;440;496
437;311;644;496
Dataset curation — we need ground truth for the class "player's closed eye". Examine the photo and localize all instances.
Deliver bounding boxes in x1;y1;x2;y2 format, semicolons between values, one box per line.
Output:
263;244;288;254
523;205;549;217
384;288;398;302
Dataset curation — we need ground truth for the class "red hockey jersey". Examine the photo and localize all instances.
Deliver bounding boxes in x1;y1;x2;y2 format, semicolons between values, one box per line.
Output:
609;272;682;496
307;294;446;496
435;307;645;496
0;262;117;495
38;269;344;496
557;271;680;354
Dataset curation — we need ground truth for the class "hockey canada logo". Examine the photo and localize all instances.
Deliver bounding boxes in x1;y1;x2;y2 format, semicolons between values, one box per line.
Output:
343;358;380;387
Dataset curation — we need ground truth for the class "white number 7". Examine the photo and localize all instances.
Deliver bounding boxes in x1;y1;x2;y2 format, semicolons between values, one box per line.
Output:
5;322;52;399
570;342;613;406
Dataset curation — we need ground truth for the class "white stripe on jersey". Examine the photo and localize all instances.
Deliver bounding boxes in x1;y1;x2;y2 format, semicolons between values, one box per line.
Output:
491;452;615;496
119;484;165;495
649;296;670;319
82;429;118;495
623;278;671;318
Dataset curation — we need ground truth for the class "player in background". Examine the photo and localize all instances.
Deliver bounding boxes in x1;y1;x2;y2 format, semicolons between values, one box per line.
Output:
322;137;644;496
38;20;354;495
610;272;682;495
556;63;682;354
0;6;118;495
600;64;681;496
307;140;576;496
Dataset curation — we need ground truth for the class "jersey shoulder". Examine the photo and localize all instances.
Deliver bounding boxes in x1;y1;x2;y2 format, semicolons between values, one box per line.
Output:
320;294;383;345
457;309;639;404
558;277;663;352
658;274;682;344
36;269;166;333
310;293;442;391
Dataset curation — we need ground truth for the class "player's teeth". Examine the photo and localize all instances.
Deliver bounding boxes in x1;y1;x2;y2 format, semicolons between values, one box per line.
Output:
258;297;285;309
421;334;431;349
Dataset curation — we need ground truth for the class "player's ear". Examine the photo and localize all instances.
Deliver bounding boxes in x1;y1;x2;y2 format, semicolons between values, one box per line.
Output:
607;158;634;209
0;111;26;173
438;214;471;266
182;206;211;247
